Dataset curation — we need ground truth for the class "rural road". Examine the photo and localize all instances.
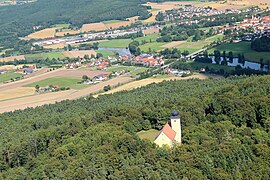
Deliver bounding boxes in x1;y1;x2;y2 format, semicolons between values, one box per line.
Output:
0;76;132;113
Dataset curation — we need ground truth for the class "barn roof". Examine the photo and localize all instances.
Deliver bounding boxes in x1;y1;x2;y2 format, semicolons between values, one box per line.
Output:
155;122;176;141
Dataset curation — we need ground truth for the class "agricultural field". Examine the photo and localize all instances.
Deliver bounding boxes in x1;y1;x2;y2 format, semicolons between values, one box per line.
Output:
55;30;80;37
99;39;132;48
52;24;70;28
96;50;114;57
43;43;66;49
25;52;65;60
143;1;247;23
0;87;35;102
135;33;159;42
137;129;159;142
139;42;166;52
26;28;56;39
210;42;270;63
106;66;136;73
174;34;224;53
0;76;132;113
0;55;25;62
81;23;108;32
25;76;82;88
62;50;97;59
0;72;23;83
227;0;269;9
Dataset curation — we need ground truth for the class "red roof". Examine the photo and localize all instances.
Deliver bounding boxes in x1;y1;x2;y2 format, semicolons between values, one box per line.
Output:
155;122;176;141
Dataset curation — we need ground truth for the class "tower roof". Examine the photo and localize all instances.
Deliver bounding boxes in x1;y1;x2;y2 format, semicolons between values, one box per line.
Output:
171;109;180;118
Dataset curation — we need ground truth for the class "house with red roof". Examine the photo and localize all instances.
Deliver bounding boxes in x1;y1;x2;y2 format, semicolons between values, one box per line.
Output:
154;110;182;147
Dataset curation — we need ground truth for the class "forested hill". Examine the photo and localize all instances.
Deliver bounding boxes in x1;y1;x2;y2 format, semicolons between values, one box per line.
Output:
0;0;151;47
0;75;270;179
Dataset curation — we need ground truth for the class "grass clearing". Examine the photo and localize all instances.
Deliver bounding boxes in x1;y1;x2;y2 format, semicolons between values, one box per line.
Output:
99;39;132;48
0;72;23;83
209;42;270;63
25;76;82;88
137;129;159;142
52;24;70;28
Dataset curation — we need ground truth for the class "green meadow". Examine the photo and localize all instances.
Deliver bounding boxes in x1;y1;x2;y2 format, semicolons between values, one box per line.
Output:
25;76;82;88
210;42;270;63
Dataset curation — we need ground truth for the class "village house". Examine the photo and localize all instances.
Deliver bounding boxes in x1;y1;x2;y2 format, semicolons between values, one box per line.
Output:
93;73;109;81
154;110;182;147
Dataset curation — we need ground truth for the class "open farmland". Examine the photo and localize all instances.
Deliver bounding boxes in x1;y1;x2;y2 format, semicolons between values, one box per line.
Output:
26;28;56;39
99;39;132;48
0;55;25;62
143;1;247;23
0;72;23;83
81;23;108;32
62;50;97;59
43;43;66;49
0;76;132;113
55;30;80;37
25;76;82;88
227;0;269;8
139;42;166;52
25;52;65;60
0;87;35;101
0;68;105;92
174;34;224;53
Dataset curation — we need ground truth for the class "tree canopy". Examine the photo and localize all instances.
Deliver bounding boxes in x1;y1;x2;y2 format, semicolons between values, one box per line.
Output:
0;75;269;178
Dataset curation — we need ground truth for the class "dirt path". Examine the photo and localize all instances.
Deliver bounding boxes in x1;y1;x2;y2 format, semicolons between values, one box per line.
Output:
0;76;132;113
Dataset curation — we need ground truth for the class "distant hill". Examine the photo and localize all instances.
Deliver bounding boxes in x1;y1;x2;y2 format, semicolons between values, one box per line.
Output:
0;0;151;47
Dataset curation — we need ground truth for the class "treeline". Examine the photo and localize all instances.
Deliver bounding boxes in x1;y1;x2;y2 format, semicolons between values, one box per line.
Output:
0;75;269;178
251;35;270;52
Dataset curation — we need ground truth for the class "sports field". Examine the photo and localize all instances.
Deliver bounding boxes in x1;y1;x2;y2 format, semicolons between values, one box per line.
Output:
210;42;270;63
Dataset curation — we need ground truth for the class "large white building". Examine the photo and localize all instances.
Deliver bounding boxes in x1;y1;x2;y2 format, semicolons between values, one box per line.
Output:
154;110;182;147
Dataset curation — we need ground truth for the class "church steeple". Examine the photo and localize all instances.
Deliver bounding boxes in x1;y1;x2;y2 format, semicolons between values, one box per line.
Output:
170;110;181;144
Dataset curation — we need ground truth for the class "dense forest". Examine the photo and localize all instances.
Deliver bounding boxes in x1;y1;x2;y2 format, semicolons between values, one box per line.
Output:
0;75;269;179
